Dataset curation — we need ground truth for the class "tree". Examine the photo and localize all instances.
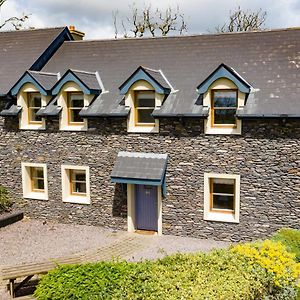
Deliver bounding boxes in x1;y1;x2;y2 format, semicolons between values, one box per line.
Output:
0;0;29;30
215;6;267;33
112;4;187;38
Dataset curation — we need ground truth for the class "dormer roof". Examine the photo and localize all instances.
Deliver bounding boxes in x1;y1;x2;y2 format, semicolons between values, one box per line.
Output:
197;63;252;94
119;66;173;95
10;70;59;96
51;69;102;95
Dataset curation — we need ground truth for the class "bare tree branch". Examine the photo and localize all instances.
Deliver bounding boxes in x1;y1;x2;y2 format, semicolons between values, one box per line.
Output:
0;0;30;30
112;3;187;38
215;6;267;33
112;10;118;39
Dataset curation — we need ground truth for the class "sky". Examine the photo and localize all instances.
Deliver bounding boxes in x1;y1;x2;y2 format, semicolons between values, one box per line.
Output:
0;0;299;39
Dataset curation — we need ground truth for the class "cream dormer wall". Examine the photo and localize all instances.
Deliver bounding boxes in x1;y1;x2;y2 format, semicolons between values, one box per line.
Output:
125;80;163;133
17;83;50;130
203;78;245;135
57;81;94;131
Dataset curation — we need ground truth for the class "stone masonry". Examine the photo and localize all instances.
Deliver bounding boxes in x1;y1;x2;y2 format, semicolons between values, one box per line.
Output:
0;116;299;242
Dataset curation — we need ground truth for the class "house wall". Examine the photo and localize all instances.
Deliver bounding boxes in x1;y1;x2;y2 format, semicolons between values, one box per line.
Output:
0;116;299;242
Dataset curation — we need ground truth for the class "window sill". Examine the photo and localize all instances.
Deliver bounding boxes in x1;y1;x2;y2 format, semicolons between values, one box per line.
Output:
24;191;48;201
127;126;159;133
60;125;87;131
204;211;239;223
205;127;241;135
63;195;90;205
20;124;46;130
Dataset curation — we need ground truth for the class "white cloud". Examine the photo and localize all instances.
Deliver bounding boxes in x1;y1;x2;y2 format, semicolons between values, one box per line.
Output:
1;0;299;37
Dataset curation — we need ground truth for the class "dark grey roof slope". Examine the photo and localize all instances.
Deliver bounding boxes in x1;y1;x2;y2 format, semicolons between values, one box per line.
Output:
42;28;300;118
0;104;22;117
80;95;129;117
143;67;172;90
36;96;61;117
71;70;101;91
28;71;59;91
0;27;71;95
111;152;168;181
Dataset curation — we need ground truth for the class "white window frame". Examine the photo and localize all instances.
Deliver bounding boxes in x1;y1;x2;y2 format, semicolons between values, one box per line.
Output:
203;78;244;135
58;82;93;132
61;165;90;204
17;83;48;130
21;162;48;200
204;173;240;223
125;80;162;133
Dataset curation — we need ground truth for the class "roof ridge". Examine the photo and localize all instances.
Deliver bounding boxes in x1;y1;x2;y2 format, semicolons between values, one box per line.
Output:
28;70;58;76
70;69;96;75
0;26;66;34
64;27;300;43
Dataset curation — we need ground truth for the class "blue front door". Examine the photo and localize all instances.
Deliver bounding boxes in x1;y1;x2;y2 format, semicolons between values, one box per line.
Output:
135;185;158;231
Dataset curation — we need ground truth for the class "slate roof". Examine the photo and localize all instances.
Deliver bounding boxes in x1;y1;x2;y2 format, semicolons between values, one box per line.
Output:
27;71;59;91
0;104;22;117
111;152;168;181
71;70;102;91
36;96;61;117
39;28;300;117
0;27;71;95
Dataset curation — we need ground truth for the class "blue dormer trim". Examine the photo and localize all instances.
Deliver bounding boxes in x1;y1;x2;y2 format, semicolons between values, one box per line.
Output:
197;63;251;94
51;70;101;95
10;72;48;96
119;66;168;95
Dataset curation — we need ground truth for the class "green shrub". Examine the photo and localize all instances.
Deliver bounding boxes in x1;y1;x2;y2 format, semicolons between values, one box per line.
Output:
34;240;300;300
272;228;300;262
0;185;11;212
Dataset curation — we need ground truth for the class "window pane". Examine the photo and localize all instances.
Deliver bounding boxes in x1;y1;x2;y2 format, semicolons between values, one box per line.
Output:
35;168;44;178
214;109;236;124
213;178;235;194
70;99;84;108
74;172;86;182
70;109;83;123
74;182;86;193
30;109;42;122
29;96;42;108
137;98;155;107
213;195;234;210
137;109;155;123
35;179;45;190
213;91;237;108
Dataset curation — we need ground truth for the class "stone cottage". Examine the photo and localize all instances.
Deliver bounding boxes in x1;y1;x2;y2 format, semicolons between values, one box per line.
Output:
0;26;299;241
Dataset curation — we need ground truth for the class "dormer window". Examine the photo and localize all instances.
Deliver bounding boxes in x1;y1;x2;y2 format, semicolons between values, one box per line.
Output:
28;92;43;124
135;91;155;126
67;92;84;124
211;90;238;127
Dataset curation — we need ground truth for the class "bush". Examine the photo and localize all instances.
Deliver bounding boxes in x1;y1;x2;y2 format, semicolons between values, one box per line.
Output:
272;228;300;262
34;242;300;300
231;240;300;299
0;185;11;212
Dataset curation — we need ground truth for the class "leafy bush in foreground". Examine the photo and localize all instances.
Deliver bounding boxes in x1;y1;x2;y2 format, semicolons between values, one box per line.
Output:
0;185;11;212
272;228;300;262
34;240;300;300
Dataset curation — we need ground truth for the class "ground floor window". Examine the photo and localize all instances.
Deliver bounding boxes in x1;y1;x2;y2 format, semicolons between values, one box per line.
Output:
21;163;48;200
61;165;90;204
204;173;240;223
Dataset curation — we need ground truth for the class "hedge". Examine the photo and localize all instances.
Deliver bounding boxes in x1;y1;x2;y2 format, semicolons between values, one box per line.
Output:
34;238;300;300
0;185;11;212
272;228;300;262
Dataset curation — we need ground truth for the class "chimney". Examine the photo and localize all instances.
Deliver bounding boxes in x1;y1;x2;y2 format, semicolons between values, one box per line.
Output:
69;25;85;40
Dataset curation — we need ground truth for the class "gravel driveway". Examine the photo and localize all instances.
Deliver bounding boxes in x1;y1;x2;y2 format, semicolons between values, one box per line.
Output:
0;218;229;299
0;218;228;267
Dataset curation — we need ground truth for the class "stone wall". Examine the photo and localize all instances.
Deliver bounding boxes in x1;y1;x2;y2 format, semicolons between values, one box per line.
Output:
0;116;299;242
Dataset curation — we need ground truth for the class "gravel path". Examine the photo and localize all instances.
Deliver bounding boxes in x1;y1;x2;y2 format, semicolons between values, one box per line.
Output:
0;219;229;299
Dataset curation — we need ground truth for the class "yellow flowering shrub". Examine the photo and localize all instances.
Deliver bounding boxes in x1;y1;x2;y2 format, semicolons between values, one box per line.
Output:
230;240;300;288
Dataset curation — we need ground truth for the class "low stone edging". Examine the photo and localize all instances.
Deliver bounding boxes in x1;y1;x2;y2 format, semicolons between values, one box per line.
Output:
0;211;23;228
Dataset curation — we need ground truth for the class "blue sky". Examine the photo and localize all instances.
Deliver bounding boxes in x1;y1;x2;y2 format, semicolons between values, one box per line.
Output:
1;0;299;38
